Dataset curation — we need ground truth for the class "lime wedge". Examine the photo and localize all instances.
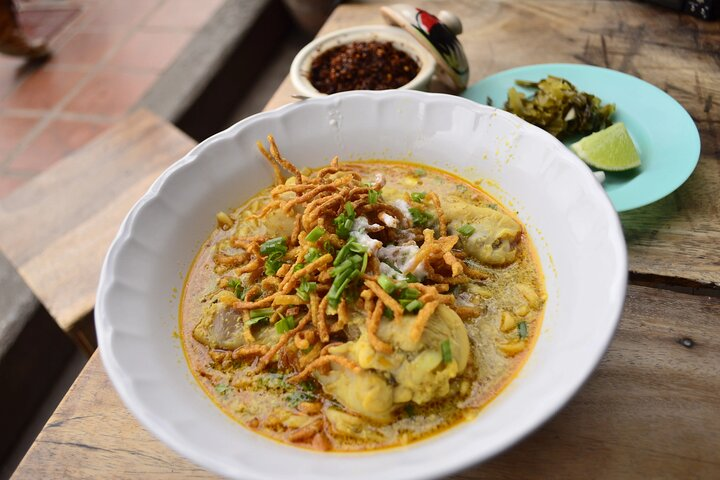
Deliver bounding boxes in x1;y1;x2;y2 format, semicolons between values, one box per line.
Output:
570;122;641;171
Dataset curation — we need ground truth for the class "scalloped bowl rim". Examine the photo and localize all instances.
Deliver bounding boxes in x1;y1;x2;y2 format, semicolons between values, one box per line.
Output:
96;90;627;480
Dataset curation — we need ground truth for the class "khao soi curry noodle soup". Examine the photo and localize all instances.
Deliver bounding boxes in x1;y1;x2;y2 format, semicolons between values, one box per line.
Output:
180;136;546;452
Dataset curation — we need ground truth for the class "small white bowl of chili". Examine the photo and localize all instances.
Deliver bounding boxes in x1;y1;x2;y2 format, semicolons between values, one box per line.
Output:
290;25;437;97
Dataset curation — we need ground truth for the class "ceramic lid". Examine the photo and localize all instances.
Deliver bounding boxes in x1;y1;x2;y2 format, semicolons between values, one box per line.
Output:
380;4;469;92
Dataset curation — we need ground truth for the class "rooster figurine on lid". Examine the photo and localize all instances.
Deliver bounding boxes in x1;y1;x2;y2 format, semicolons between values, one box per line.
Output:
380;3;469;92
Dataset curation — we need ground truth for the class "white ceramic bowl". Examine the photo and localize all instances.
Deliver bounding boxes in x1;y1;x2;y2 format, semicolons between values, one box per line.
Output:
96;91;627;480
290;25;437;98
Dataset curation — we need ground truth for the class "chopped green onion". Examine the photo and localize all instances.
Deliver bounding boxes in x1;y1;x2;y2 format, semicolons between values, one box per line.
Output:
336;219;352;240
334;244;350;266
400;287;421;300
328;269;359;307
408;207;433;228
331;258;354;277
368;189;379;204
275;314;296;334
441;339;452;363
335;260;353;277
334;219;351;240
348;241;367;254
326;278;344;303
414;168;427;177
518;321;528;339
304;247;321;264
265;262;280;276
327;237;366;307
250;307;273;319
260;236;287;255
345;268;361;284
377;274;396;294
458;224;476;236
334;238;360;266
296;280;317;302
248;307;273;325
410;192;426;202
383;306;394;319
293;263;304;272
333;202;356;239
265;251;284;276
305;226;325;242
405;272;418;283
227;278;244;299
404;299;424;313
326;291;340;309
330;255;362;277
261;237;287;276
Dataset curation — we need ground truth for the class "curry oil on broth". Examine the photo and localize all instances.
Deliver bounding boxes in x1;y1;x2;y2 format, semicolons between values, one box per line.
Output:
358;161;546;408
180;160;545;452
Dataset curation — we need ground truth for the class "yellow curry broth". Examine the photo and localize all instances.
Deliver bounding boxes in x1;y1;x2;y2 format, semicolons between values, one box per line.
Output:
180;159;545;452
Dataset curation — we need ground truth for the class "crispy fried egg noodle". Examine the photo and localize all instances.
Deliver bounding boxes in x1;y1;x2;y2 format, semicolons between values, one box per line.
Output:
181;136;546;452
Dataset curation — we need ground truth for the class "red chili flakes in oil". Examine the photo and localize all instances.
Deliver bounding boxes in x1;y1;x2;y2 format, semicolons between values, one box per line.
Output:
310;41;420;94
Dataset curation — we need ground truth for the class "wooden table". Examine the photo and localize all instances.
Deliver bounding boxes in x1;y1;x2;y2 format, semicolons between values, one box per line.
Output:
0;109;195;350
11;1;720;478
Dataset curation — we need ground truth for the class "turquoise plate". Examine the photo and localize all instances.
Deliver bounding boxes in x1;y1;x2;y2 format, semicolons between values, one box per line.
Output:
461;63;701;212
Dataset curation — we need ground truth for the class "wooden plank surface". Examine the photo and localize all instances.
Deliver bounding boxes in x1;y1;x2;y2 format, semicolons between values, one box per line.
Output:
0;109;195;332
267;0;720;287
12;285;720;479
10;1;720;478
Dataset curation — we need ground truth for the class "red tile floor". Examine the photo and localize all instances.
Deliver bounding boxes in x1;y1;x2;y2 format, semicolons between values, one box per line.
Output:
0;0;223;198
